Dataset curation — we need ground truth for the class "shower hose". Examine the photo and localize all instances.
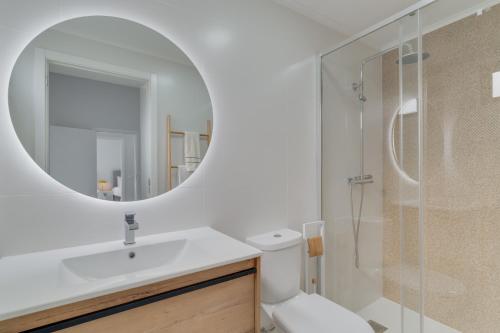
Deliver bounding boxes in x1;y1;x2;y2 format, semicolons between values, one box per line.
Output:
350;181;364;269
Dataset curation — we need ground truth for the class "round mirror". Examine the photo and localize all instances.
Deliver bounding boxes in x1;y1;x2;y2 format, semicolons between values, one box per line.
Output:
9;16;212;201
390;98;419;183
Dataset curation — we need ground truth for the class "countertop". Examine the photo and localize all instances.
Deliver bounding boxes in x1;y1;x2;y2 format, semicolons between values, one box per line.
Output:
0;227;261;321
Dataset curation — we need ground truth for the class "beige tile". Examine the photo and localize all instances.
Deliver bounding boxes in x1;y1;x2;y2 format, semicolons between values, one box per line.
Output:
382;5;500;332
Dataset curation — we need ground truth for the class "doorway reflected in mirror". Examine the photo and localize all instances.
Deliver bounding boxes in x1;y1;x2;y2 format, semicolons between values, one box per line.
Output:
8;16;213;201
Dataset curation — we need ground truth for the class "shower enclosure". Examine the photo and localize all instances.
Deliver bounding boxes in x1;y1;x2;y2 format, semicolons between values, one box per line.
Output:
320;0;500;332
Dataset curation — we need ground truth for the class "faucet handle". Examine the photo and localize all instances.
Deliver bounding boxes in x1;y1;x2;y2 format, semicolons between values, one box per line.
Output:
124;212;136;224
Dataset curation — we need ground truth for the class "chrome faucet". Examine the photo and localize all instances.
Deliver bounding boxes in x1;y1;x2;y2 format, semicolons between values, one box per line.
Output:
124;212;139;245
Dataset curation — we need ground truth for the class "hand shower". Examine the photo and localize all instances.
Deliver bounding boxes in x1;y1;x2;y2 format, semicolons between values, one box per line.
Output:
349;79;373;269
352;82;367;102
348;175;373;269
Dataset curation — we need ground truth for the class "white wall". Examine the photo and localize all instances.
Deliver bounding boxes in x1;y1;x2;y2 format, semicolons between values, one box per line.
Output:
96;136;123;188
0;0;342;256
49;73;141;132
50;125;97;198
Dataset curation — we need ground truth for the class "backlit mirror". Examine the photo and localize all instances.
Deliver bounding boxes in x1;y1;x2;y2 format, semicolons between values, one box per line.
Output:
390;98;419;182
9;16;213;201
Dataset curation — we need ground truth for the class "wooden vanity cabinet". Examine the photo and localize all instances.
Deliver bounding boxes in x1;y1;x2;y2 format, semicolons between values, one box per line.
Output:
0;258;260;333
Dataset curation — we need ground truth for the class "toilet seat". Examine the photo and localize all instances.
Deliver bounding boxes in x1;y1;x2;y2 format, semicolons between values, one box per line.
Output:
272;293;374;333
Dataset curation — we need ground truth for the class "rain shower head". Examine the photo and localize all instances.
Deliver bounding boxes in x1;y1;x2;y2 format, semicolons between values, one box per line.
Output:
396;51;430;65
396;42;430;65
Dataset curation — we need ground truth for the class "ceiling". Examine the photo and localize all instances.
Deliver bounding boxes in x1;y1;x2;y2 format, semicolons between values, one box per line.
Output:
271;0;418;37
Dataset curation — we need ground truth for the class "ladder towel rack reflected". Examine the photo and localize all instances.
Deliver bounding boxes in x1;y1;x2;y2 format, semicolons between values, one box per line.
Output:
166;115;212;190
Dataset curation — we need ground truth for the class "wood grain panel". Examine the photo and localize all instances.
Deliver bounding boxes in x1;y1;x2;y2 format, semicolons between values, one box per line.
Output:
0;259;257;333
61;274;255;333
253;256;261;333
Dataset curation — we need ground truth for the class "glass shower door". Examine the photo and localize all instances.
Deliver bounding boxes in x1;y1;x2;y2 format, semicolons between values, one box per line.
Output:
321;9;424;333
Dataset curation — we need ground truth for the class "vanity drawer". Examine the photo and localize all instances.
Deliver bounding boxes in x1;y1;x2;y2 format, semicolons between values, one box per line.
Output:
0;258;260;333
61;274;255;333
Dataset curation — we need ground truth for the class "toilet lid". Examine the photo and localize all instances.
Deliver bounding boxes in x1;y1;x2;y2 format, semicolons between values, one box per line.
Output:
273;294;374;333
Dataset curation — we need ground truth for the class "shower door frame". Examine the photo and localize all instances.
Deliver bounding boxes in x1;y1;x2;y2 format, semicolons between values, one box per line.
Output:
318;0;436;58
316;0;434;332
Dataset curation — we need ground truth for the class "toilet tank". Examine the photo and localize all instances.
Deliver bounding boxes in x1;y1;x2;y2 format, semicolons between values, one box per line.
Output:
247;229;302;304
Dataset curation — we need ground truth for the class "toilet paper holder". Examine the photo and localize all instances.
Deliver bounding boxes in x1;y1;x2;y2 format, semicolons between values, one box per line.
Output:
303;220;325;296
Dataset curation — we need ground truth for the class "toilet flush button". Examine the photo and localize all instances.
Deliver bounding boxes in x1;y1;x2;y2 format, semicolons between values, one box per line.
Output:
273;234;282;238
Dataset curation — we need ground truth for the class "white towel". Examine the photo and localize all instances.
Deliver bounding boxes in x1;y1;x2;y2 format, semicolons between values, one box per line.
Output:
177;165;192;186
184;132;200;172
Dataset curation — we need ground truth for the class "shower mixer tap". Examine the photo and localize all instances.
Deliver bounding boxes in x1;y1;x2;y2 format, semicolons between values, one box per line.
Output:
348;174;374;185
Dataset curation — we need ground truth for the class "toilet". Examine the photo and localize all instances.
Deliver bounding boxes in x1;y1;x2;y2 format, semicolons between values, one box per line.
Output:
247;229;373;333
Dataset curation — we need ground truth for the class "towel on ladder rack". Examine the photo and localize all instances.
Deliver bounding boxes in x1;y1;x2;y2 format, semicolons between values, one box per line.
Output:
177;165;191;186
184;132;200;172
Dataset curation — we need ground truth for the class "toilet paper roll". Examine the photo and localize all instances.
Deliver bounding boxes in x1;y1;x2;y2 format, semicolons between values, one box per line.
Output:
307;236;323;257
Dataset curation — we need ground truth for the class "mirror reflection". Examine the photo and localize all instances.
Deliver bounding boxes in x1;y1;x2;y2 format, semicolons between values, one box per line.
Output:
390;98;419;182
9;16;212;201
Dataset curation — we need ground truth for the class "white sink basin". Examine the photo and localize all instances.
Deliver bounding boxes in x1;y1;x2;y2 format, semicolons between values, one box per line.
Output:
0;227;261;321
62;239;187;280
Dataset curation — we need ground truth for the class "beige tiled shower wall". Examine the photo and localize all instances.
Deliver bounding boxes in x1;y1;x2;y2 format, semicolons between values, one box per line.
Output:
383;5;500;332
